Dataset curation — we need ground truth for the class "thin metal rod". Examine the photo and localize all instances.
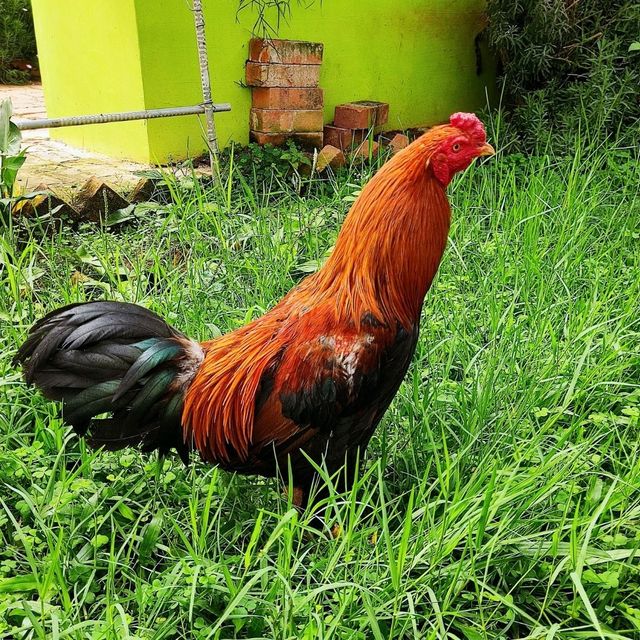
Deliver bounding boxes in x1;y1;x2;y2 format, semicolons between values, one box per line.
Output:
14;103;231;131
192;0;218;165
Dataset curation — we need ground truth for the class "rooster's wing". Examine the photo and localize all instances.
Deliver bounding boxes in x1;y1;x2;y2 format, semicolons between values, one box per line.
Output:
245;318;418;479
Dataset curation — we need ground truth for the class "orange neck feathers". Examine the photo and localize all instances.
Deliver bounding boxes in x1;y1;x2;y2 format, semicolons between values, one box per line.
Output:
309;136;452;329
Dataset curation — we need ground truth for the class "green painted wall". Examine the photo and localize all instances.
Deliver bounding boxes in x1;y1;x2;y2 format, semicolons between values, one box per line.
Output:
31;0;151;160
31;0;494;164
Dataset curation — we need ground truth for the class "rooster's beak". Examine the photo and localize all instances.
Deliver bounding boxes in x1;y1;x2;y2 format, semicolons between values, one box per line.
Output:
477;143;495;157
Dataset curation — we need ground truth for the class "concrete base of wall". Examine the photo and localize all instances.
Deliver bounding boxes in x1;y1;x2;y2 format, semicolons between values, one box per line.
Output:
6;84;148;194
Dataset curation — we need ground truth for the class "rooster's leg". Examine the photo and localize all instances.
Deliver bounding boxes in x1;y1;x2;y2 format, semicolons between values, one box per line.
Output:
291;485;306;508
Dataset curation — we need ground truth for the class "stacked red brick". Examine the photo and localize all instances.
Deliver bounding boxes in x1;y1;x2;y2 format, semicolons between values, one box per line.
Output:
246;39;324;149
324;101;389;156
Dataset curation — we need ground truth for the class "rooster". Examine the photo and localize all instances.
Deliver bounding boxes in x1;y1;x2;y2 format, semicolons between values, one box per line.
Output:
15;113;494;509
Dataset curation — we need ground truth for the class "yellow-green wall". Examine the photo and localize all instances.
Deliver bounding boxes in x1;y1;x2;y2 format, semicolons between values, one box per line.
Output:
31;0;494;163
31;0;151;159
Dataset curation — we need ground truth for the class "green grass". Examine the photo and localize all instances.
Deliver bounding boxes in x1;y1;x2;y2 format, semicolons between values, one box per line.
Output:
0;128;639;639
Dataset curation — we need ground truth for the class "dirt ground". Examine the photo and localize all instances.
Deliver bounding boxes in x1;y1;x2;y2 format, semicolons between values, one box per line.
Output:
1;83;148;196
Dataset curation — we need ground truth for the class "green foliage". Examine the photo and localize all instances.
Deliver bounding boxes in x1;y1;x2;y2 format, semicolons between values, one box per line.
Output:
0;98;25;223
0;124;639;637
218;140;312;191
486;0;640;150
0;0;36;84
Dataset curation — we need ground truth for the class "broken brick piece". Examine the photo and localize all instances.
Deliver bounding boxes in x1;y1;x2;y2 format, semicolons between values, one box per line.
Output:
388;133;410;154
250;131;323;150
249;39;323;65
334;101;389;129
316;145;346;172
250;108;324;133
74;176;130;223
128;178;155;203
13;191;79;221
251;87;324;110
245;62;320;88
323;125;367;151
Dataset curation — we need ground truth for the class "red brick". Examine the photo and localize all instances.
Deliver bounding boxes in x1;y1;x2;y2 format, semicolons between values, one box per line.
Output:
316;145;346;172
388;133;410;154
334;101;389;129
249;38;323;65
352;140;380;161
250;131;323;150
373;102;389;126
252;87;323;110
323;125;367;151
245;62;320;88
250;108;324;133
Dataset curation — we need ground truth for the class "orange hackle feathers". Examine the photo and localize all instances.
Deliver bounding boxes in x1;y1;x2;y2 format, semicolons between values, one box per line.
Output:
183;116;489;463
182;316;284;462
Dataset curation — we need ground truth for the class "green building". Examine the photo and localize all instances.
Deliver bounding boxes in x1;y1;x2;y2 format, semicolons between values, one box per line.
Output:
31;0;494;163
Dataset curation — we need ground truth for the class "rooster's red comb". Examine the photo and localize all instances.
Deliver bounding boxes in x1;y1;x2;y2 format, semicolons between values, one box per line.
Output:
449;112;486;145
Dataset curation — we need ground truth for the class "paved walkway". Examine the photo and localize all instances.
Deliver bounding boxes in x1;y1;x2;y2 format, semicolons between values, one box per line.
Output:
0;84;149;195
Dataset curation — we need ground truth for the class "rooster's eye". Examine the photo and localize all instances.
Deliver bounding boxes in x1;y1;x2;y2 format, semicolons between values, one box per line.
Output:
452;143;461;152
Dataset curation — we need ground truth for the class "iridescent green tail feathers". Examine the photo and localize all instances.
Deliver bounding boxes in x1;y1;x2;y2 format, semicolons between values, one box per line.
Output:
14;301;204;462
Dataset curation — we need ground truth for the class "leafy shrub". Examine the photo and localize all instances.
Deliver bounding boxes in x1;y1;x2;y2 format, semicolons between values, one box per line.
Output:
219;140;312;187
0;0;37;84
237;0;314;38
486;0;640;150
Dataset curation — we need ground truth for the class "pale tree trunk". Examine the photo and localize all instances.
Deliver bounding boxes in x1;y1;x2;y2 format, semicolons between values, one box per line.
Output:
192;0;218;170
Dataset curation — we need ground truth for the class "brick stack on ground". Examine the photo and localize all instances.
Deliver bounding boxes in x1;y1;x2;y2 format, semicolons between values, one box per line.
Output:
324;101;389;154
246;39;324;149
314;100;392;172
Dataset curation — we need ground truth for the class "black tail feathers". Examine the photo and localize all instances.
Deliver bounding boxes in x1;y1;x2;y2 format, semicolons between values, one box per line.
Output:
14;301;204;462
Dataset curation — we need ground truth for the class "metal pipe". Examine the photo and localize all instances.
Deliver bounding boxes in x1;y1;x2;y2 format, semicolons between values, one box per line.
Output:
14;103;231;131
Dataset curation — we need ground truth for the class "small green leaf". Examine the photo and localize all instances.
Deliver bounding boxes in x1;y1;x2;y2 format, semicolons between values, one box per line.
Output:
0;574;39;594
76;245;101;267
6;122;22;156
629;42;640;52
90;534;109;548
0;99;13;153
622;604;640;630
105;204;136;226
118;503;135;521
139;513;163;563
457;625;485;640
296;258;324;274
583;568;620;589
1;153;26;196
